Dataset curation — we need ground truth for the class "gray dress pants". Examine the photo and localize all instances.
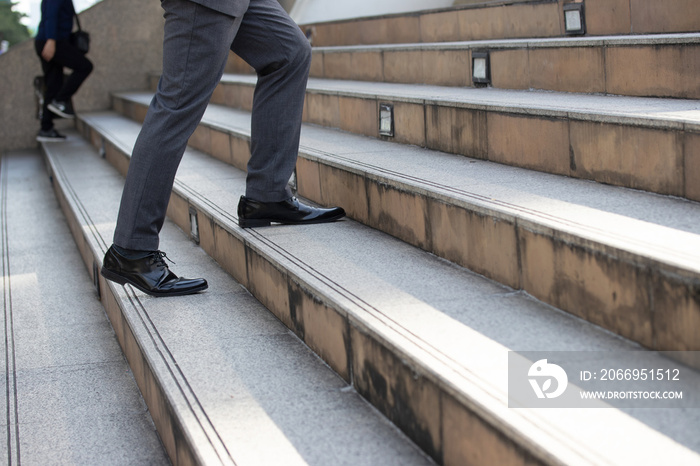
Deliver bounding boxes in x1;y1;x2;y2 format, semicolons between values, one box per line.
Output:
113;0;311;251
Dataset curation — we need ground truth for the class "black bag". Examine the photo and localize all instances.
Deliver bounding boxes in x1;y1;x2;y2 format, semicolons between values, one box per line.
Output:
70;12;89;54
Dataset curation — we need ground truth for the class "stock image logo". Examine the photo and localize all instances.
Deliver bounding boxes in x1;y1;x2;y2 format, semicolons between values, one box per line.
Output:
509;351;698;409
528;359;569;399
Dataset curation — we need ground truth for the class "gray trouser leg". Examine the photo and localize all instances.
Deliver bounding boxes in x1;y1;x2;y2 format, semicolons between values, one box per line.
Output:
113;0;241;250
113;0;310;250
231;0;312;203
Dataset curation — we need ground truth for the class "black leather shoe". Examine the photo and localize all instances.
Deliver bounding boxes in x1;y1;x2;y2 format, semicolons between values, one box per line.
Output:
101;245;208;297
238;196;345;228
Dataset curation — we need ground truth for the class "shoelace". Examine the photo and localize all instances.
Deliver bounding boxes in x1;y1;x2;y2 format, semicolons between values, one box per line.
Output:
149;250;175;267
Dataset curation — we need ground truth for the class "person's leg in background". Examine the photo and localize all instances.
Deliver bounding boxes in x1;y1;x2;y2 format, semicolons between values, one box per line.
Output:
45;40;93;118
35;39;63;140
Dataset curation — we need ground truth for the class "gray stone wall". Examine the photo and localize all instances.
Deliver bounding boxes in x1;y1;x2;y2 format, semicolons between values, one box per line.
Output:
0;0;164;152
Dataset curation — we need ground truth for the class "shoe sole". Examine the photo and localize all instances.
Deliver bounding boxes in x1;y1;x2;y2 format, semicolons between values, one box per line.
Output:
238;212;346;228
100;266;208;297
47;104;75;119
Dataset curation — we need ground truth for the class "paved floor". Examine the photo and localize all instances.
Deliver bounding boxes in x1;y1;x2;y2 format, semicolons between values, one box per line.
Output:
0;150;170;465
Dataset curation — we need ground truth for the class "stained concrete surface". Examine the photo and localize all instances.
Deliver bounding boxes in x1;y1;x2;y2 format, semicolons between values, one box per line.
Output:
0;150;170;465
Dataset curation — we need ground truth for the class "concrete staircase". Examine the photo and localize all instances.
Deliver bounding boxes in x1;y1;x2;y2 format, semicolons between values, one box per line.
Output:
0;150;170;465
35;1;700;465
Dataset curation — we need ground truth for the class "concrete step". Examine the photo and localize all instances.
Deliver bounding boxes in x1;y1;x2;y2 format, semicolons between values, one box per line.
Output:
74;111;700;465
0;149;169;465
107;92;700;355
303;0;700;46
157;76;700;202
310;33;700;99
41;131;434;466
224;52;254;76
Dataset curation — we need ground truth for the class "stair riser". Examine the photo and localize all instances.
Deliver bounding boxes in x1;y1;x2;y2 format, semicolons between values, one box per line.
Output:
75;117;554;466
43;147;206;466
306;2;562;46
306;0;700;46
206;80;700;202
225;51;253;75
107;97;700;356
312;43;700;99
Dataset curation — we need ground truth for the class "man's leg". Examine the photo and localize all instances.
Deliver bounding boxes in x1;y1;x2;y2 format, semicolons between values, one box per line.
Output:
230;0;312;203
103;0;241;297
231;0;345;227
113;0;241;251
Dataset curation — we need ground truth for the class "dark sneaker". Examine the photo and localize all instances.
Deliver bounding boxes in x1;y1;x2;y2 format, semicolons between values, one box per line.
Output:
36;128;67;142
47;100;75;119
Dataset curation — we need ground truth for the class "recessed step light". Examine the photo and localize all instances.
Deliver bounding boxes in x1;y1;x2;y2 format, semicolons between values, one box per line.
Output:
564;3;586;35
189;206;199;244
472;50;490;84
379;103;394;137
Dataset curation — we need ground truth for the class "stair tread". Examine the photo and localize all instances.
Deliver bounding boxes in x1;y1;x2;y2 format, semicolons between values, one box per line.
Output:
113;93;700;275
1;149;169;464
313;32;700;51
220;74;700;130
41;132;434;466
79;111;700;465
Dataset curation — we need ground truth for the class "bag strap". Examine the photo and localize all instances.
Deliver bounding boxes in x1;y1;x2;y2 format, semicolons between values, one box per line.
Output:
72;0;82;32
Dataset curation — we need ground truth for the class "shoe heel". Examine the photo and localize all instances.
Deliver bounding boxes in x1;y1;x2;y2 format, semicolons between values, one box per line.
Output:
100;267;127;285
238;218;271;228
